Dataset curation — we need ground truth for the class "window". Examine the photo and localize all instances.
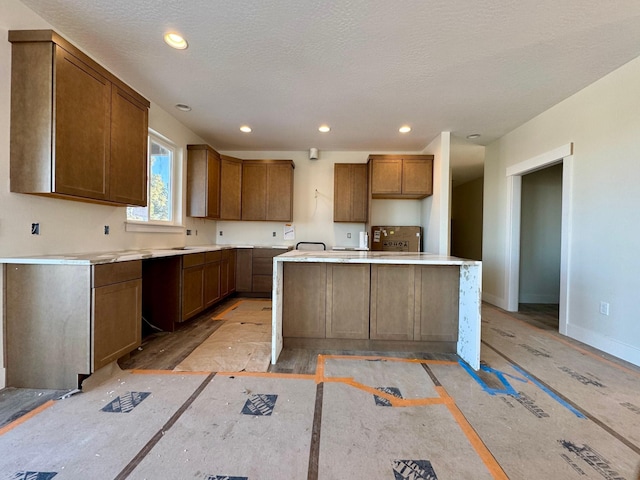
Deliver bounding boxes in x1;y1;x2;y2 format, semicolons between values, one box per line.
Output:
126;131;182;230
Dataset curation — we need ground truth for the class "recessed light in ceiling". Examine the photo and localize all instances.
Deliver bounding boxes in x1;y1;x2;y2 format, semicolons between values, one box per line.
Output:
466;133;481;139
164;32;188;50
318;125;331;133
240;125;252;133
399;125;411;133
175;103;192;112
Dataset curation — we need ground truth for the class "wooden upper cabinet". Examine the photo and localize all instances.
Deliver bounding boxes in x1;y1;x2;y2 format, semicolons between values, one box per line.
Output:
242;160;294;221
220;155;243;220
334;163;368;223
187;145;221;219
9;30;150;206
368;155;433;199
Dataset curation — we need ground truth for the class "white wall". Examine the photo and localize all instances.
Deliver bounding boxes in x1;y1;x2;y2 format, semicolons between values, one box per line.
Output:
483;55;640;366
519;164;562;304
422;132;451;254
0;0;216;387
217;150;425;249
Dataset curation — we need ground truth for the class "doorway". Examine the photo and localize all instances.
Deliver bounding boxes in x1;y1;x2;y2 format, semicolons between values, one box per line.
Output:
518;163;563;329
505;143;573;335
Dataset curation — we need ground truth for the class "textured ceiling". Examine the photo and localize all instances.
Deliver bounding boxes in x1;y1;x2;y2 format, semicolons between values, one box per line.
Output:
16;1;640;163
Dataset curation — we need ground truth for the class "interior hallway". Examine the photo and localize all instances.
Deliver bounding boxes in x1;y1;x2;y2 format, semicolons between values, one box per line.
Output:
1;300;639;479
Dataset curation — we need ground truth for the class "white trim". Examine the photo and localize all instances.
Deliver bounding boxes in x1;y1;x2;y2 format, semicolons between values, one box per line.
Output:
125;222;185;234
565;323;640;367
505;175;522;311
505;143;572;177
505;143;573;338
0;367;5;389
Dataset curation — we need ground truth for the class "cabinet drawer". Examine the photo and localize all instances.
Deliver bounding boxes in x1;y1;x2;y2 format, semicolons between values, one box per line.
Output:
183;252;205;268
93;260;141;288
252;257;274;275
252;274;273;293
252;248;282;258
205;250;222;263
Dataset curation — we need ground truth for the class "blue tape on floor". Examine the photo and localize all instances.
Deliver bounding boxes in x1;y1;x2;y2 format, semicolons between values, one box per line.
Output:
392;459;438;480
241;394;277;416
374;387;403;407
101;392;151;413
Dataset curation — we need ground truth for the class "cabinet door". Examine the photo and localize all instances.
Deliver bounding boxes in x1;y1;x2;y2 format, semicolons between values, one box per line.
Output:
206;150;221;218
414;266;459;342
220;256;230;297
110;86;148;205
54;46;111;201
370;158;402;196
266;163;293;221
402;158;433;197
370;264;415;340
333;163;368;223
235;248;253;292
92;278;142;370
241;162;267;220
220;155;242;220
227;249;237;293
204;261;221;307
181;265;204;321
326;264;370;339
283;263;326;338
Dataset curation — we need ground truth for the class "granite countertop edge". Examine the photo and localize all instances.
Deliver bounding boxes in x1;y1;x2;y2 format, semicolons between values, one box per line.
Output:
0;244;293;265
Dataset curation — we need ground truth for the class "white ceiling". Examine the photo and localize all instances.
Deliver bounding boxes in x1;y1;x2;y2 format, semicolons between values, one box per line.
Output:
16;0;640;180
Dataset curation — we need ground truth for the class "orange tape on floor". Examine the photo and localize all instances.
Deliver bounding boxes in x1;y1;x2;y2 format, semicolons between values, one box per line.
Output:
0;399;56;436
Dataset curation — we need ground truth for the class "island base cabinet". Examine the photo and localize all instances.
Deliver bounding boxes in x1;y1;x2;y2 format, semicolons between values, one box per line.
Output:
326;264;370;339
283;263;326;338
369;264;415;340
414;266;460;342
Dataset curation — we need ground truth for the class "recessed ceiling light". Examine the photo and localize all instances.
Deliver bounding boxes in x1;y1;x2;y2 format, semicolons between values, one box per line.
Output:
399;125;411;133
240;125;252;133
164;32;188;50
318;125;331;133
175;103;191;112
466;133;481;139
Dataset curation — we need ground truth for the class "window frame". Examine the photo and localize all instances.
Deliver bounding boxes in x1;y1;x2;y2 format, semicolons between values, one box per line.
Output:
125;129;184;233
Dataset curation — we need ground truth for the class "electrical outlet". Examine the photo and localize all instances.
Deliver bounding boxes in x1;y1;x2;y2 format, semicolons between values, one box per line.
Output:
104;225;110;235
347;233;351;238
272;231;276;237
599;301;610;316
186;229;192;236
31;223;40;235
219;230;223;236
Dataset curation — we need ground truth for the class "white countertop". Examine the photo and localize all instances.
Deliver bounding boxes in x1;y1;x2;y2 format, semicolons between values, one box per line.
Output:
274;250;480;265
0;244;292;265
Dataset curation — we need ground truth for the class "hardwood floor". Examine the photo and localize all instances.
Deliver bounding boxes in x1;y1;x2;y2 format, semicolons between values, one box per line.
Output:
512;302;559;330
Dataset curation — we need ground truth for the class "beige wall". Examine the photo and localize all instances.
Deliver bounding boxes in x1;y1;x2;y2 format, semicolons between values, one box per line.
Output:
483;54;640;366
451;177;483;261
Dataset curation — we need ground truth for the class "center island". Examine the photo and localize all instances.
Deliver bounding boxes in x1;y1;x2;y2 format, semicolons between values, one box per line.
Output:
271;250;481;370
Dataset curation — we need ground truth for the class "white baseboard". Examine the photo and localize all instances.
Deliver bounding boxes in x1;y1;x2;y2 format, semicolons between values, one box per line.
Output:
0;367;5;389
482;291;508;310
519;293;560;304
566;323;640;368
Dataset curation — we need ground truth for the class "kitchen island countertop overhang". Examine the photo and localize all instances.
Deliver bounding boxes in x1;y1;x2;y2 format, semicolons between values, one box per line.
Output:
271;251;482;370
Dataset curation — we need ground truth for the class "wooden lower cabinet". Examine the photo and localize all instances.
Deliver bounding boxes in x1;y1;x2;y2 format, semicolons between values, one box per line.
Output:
235;248;253;291
370;264;460;342
236;247;289;297
282;262;460;349
283;263;326;338
221;249;236;297
204;251;222;308
369;264;415;340
326;264;370;339
181;253;205;322
283;263;370;339
5;260;142;389
414;266;460;342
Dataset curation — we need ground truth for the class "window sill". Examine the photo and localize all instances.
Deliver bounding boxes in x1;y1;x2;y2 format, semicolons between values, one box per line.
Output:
125;222;185;234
